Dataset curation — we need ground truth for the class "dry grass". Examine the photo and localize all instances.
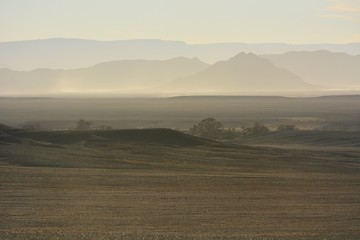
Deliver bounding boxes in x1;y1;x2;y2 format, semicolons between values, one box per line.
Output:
0;134;359;239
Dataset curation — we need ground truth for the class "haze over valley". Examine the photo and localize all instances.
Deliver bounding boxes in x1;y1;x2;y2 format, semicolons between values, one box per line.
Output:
1;0;360;239
1;40;359;96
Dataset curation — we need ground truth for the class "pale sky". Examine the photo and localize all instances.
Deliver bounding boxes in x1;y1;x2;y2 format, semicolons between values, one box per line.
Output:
0;0;359;43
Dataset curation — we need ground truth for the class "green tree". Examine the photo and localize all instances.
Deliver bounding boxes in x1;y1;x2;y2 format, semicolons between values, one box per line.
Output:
242;122;270;136
76;119;92;130
189;118;223;139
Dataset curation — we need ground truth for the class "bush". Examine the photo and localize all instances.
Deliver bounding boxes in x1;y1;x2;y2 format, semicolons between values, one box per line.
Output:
189;118;223;139
75;119;92;130
241;122;270;136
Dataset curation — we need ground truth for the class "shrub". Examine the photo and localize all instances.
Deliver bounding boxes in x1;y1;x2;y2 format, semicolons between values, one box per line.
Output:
189;118;223;139
75;119;92;130
241;122;270;136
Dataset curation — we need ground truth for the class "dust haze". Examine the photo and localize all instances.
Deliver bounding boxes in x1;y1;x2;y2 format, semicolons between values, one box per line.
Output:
1;39;360;97
1;0;360;239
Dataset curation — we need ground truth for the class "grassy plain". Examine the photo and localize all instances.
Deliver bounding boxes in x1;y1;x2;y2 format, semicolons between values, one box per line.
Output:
1;128;359;239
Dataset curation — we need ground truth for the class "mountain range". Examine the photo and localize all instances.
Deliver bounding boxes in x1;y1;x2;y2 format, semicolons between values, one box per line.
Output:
1;38;360;70
0;52;327;96
1;40;360;96
0;57;208;94
166;53;312;93
263;51;360;87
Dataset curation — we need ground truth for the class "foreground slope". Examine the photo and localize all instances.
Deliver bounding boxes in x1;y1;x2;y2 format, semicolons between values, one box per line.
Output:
230;130;360;150
13;128;215;147
0;126;359;239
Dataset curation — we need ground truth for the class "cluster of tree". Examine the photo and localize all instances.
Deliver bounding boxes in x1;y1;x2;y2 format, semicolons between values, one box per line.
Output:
75;119;92;130
241;122;270;136
188;118;223;139
188;118;297;140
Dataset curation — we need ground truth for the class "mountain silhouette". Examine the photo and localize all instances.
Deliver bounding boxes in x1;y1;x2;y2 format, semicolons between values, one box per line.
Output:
167;53;312;93
263;50;360;88
0;57;209;94
1;38;359;70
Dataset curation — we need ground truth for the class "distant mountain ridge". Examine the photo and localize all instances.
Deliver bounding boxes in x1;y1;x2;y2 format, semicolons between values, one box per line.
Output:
0;57;209;94
1;38;360;70
167;53;312;93
1;50;359;96
263;50;360;87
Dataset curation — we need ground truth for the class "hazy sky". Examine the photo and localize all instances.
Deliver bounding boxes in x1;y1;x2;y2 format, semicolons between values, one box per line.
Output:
0;0;359;43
